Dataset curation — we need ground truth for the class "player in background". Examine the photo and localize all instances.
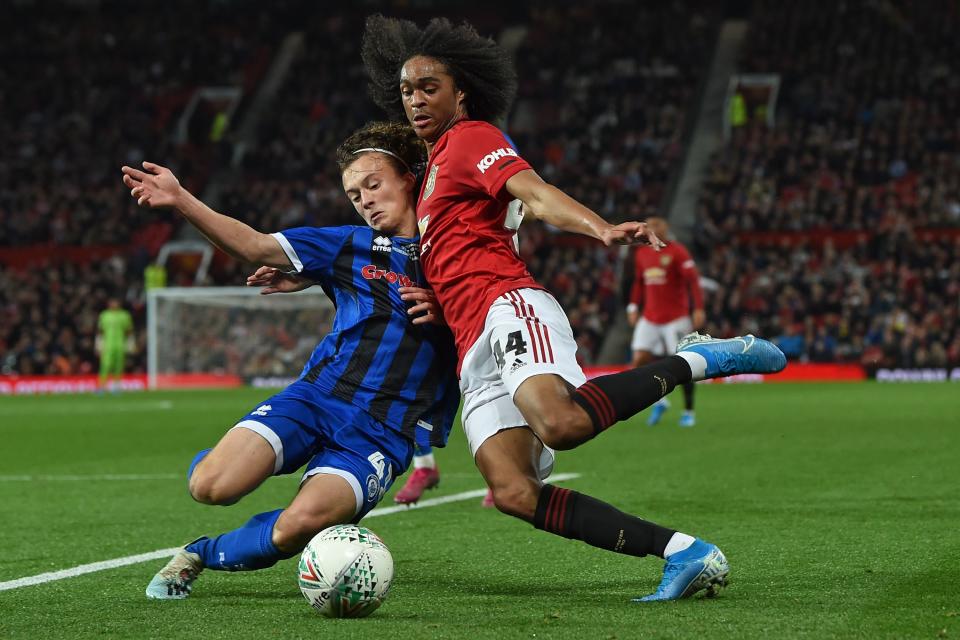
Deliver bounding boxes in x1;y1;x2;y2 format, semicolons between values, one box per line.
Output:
122;122;460;599
627;216;705;427
363;16;786;601
393;442;440;504
96;298;133;392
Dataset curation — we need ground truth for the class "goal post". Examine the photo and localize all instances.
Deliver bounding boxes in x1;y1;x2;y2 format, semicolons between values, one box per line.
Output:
146;287;335;390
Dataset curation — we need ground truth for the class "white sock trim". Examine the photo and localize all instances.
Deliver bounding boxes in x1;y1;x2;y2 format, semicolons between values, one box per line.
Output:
677;351;707;381
663;532;696;558
413;453;436;469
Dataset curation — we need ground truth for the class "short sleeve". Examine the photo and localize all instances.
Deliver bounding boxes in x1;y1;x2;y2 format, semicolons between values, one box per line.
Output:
451;123;532;201
272;226;353;280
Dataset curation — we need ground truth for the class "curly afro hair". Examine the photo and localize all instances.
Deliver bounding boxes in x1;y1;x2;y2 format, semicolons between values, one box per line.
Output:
362;14;517;125
335;121;427;182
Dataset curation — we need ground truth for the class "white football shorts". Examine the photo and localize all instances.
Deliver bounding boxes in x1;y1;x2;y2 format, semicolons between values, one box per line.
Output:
459;288;587;479
630;316;693;357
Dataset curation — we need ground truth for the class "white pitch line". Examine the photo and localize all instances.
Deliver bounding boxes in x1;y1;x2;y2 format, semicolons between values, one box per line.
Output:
0;472;581;592
0;548;183;592
0;473;181;482
0;401;174;416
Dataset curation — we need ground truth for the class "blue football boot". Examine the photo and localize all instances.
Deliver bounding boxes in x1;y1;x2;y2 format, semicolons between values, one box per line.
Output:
676;333;786;379
646;398;670;426
678;411;696;428
634;539;729;602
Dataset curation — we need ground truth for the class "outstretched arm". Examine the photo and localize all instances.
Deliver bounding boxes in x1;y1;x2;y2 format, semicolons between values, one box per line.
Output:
504;169;665;249
121;162;291;268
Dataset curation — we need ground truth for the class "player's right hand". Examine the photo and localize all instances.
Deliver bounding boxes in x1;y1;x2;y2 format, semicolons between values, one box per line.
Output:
121;161;183;209
246;266;313;295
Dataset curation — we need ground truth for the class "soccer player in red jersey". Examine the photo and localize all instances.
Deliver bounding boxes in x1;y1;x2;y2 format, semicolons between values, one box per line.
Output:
627;216;705;427
362;16;785;600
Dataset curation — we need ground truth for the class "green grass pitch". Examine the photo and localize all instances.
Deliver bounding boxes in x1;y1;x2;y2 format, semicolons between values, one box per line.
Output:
1;383;958;639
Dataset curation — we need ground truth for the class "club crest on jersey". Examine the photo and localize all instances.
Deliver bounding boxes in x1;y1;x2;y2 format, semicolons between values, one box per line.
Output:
418;214;430;236
373;236;392;252
660;255;672;266
422;165;439;200
476;147;518;174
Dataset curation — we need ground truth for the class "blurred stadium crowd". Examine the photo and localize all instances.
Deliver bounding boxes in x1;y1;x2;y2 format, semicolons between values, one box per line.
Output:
1;0;957;377
694;0;960;369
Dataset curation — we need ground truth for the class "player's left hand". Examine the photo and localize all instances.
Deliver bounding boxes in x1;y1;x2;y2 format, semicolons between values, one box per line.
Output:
246;266;313;295
600;222;665;250
399;286;445;326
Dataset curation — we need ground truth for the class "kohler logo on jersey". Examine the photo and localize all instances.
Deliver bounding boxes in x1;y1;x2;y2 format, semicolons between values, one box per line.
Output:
373;236;392;252
476;147;518;174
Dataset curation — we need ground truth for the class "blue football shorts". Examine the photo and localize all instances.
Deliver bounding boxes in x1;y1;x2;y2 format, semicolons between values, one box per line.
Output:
231;380;414;520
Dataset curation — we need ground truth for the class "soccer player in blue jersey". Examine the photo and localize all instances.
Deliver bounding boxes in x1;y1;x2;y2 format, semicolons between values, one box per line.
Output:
122;122;460;599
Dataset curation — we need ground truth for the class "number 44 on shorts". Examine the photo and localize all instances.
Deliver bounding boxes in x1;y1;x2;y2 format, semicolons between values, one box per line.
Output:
494;330;528;371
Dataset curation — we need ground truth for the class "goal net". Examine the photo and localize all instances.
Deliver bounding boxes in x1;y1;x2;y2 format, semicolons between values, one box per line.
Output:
146;287;335;389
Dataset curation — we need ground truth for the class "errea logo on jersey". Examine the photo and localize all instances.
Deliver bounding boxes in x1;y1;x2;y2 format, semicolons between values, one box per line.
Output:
476;147;518;174
373;236;392;252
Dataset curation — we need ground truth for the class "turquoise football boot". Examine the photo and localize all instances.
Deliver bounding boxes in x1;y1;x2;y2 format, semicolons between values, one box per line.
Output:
676;333;786;378
634;539;729;602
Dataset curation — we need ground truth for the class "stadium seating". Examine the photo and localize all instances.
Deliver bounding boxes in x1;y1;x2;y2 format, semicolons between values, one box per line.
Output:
4;0;957;376
0;1;283;247
699;230;960;368
693;0;960;368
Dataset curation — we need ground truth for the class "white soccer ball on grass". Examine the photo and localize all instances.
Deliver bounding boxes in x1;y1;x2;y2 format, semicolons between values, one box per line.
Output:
298;524;394;618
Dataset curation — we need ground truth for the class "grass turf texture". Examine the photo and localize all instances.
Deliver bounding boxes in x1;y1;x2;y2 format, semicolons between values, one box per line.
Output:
0;383;957;639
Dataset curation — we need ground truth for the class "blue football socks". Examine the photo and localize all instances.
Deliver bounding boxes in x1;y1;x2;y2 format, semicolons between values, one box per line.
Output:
186;509;293;571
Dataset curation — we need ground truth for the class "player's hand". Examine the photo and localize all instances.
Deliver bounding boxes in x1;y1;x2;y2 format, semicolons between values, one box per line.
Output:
692;309;706;330
246;266;313;295
121;161;184;209
399;286;445;326
600;222;665;250
627;309;640;327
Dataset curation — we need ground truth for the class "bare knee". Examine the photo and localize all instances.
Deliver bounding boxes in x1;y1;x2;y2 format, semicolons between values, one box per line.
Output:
272;507;342;554
531;407;592;451
491;478;541;521
188;467;241;506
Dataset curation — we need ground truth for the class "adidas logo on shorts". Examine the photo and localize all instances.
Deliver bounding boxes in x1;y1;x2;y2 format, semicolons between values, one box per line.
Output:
509;359;528;374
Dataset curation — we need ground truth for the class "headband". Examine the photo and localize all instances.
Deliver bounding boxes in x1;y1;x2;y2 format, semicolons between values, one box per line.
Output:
351;147;411;174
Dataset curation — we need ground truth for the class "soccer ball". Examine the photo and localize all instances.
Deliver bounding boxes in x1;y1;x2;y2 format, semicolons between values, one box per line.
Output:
297;524;394;618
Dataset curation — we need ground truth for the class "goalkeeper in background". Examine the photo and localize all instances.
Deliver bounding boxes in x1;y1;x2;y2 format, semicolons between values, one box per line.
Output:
97;298;133;392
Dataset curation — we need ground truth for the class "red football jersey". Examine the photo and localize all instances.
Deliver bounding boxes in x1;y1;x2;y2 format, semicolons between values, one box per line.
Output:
416;120;544;366
629;241;704;324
